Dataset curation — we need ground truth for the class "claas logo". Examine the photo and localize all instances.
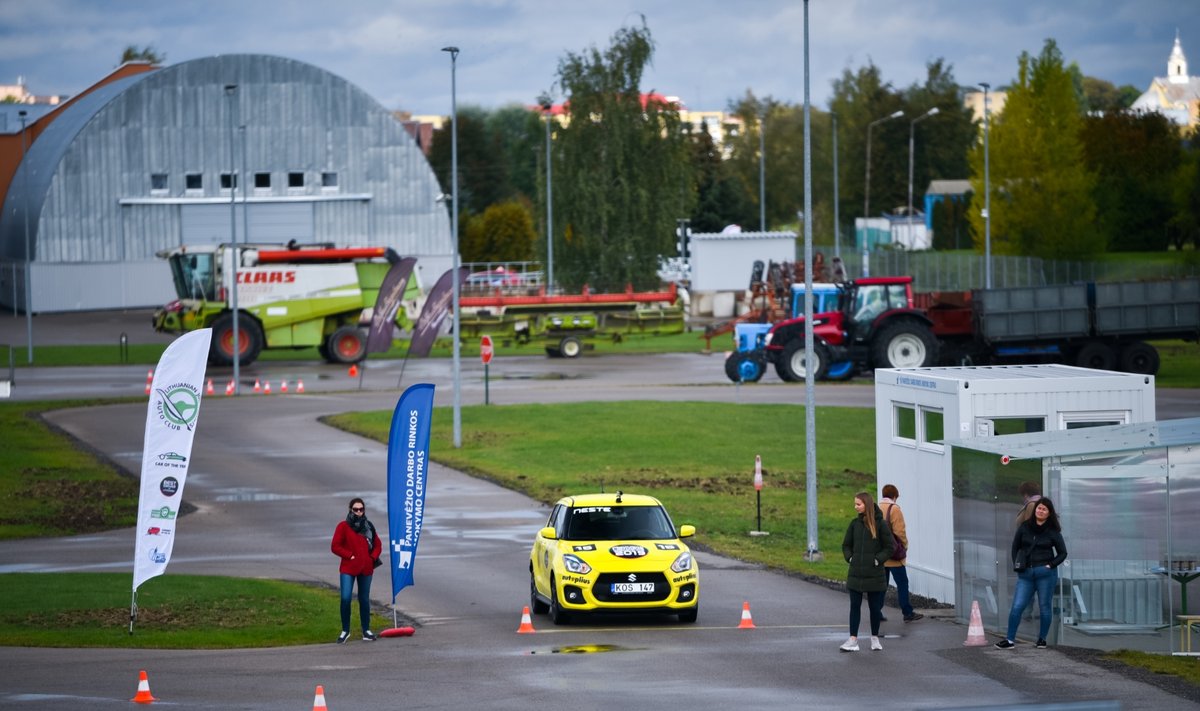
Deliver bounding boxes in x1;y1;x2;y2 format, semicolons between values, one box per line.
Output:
237;271;296;284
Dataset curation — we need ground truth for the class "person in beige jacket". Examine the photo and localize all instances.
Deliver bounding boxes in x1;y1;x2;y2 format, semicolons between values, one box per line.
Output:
880;484;923;622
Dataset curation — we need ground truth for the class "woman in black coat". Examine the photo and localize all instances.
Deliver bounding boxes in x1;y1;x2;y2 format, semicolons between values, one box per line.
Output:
840;491;895;652
995;497;1067;650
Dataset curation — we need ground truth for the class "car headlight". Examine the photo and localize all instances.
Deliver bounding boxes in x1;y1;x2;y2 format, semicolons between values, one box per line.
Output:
562;554;592;574
670;551;693;573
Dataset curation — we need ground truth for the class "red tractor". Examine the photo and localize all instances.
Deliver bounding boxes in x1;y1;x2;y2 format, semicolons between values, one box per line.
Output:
761;276;939;381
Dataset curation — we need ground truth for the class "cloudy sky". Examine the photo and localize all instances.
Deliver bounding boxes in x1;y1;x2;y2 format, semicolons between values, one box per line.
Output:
1;1;1195;114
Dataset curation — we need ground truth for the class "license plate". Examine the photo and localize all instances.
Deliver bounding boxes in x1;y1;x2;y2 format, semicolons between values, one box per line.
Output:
611;582;655;594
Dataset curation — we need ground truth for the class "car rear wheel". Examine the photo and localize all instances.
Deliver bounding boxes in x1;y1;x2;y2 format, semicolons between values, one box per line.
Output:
530;571;549;614
549;576;571;625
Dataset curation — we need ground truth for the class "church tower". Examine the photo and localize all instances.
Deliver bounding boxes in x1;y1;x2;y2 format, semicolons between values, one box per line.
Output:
1168;30;1188;84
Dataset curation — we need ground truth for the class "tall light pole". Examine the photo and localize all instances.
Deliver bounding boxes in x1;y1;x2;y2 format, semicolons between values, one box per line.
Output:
801;0;821;562
980;82;992;288
863;110;903;276
443;46;462;448
908;107;939;246
758;104;766;232
224;84;241;394
541;95;554;292
18;110;32;363
832;111;840;258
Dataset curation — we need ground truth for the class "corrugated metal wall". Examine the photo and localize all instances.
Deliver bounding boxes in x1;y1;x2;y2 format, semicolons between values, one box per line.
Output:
1;54;451;312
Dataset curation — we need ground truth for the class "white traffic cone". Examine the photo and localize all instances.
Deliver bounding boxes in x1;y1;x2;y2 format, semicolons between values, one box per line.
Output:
963;599;988;646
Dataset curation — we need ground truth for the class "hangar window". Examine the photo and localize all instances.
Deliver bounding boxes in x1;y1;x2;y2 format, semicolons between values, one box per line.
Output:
288;172;304;188
220;172;239;190
321;171;339;192
254;172;271;190
185;173;203;193
150;173;168;195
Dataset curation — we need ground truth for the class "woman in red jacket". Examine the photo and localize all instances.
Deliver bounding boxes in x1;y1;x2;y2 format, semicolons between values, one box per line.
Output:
330;497;382;643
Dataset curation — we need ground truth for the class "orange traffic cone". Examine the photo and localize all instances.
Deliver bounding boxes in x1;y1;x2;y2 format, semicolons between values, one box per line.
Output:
348;364;359;378
963;599;988;646
263;381;272;395
280;379;289;393
145;381;152;395
131;669;157;703
225;380;234;396
297;379;306;394
253;378;261;393
311;684;328;711
517;605;536;634
205;378;214;395
738;601;756;629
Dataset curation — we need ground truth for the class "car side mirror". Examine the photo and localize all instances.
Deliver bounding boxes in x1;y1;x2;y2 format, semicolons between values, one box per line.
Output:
678;524;695;538
538;526;557;540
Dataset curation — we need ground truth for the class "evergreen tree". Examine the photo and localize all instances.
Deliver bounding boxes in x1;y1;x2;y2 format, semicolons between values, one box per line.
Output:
552;22;695;291
967;40;1101;260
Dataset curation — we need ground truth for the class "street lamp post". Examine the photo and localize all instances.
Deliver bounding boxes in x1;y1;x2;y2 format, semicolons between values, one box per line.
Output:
758;105;766;232
541;96;554;292
908;107;939;247
832;111;840;259
224;84;241;394
863;110;903;276
980;82;992;288
443;46;462;448
18;110;32;362
801;0;821;562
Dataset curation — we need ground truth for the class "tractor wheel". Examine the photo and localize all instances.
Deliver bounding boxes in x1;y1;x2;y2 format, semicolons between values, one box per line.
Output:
326;326;368;364
725;352;766;383
774;340;829;382
871;321;937;370
1118;341;1159;375
209;313;263;367
1075;341;1117;371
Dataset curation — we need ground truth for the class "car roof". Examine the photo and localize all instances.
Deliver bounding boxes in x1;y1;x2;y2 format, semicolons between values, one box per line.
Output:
556;493;662;508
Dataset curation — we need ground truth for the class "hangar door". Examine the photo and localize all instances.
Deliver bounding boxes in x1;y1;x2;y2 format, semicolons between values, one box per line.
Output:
181;203;314;245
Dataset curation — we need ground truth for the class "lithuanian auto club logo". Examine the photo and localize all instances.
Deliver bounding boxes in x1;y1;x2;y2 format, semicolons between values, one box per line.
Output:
155;382;201;431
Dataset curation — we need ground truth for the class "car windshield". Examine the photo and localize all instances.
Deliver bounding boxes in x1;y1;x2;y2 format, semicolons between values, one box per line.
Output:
564;505;676;540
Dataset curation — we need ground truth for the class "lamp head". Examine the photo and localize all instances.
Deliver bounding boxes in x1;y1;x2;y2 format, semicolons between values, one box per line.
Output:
441;46;459;59
927;107;940;117
889;110;904;119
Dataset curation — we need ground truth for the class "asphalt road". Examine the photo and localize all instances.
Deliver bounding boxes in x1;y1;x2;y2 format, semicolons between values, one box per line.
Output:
1;312;1198;709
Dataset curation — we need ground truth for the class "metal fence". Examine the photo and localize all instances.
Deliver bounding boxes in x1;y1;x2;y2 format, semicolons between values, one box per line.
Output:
820;247;1200;292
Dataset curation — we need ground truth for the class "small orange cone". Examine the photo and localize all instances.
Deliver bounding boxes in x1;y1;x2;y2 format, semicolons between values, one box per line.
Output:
348;364;359;378
517;605;536;634
311;684;328;711
205;378;214;395
263;381;272;395
963;599;988;646
131;669;157;703
225;380;234;396
145;381;152;395
253;378;261;393
738;601;756;629
297;379;306;394
280;379;289;393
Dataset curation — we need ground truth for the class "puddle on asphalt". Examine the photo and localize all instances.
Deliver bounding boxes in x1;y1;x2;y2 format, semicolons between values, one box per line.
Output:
528;644;640;655
500;372;586;381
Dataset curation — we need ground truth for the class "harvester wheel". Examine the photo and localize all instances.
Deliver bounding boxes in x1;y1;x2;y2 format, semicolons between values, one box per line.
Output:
327;326;368;364
210;313;263;367
559;337;583;358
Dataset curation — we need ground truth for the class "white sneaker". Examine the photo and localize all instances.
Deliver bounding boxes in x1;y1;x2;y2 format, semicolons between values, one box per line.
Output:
870;636;883;651
839;638;859;652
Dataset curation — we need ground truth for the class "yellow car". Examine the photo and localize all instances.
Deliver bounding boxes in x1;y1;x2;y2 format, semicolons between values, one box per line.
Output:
529;492;699;624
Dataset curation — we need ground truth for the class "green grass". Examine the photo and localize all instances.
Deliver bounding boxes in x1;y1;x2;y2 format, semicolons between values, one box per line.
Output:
0;572;375;648
1105;649;1200;685
326;401;878;582
0;399;141;539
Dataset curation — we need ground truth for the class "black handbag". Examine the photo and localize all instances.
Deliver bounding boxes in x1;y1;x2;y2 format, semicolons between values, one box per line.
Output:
1013;547;1030;572
372;556;383;569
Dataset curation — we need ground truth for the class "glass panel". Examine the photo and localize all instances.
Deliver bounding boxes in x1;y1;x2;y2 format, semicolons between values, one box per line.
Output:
894;404;916;441
991;417;1045;436
922;408;944;445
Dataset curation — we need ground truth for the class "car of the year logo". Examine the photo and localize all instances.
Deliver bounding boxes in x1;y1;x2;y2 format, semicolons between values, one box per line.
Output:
158;451;187;462
529;491;699;625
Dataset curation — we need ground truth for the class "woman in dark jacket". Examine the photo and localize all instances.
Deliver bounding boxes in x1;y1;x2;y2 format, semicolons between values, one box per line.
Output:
331;497;383;644
840;491;895;652
995;497;1068;650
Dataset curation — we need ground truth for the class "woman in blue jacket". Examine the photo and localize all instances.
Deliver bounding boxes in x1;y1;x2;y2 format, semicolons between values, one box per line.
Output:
995;497;1068;649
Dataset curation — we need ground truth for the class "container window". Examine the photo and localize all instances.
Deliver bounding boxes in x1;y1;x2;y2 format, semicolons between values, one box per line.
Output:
920;407;945;452
893;403;917;444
